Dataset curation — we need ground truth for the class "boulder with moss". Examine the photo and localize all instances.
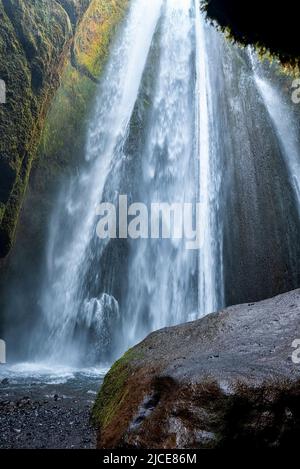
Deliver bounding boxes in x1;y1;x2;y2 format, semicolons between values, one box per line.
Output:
93;289;300;449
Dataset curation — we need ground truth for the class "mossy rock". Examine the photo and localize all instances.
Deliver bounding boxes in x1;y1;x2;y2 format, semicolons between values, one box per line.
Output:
12;0;129;261
92;349;138;431
0;0;129;258
0;0;85;257
74;0;129;78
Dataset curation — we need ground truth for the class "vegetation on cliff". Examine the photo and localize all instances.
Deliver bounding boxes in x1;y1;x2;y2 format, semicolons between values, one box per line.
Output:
74;0;128;79
38;0;128;182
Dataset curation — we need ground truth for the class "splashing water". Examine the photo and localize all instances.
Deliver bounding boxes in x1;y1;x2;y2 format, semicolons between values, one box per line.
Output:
30;0;224;366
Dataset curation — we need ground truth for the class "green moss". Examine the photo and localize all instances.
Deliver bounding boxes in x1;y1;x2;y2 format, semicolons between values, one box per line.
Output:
38;63;95;174
92;348;144;430
0;160;31;256
0;0;129;258
0;0;129;257
20;0;128;257
0;0;83;257
74;0;129;78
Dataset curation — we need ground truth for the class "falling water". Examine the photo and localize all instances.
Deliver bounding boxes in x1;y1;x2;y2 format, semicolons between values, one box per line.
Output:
37;0;165;364
121;0;216;349
250;53;300;212
30;0;224;366
7;0;299;369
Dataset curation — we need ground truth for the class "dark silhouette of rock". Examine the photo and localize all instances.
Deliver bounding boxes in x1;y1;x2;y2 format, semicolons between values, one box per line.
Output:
204;0;300;67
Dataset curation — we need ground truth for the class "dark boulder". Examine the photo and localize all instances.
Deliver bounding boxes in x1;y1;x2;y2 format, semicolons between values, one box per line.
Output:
93;289;300;448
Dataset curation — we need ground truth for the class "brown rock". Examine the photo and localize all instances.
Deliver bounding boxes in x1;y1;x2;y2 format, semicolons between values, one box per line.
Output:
93;289;300;449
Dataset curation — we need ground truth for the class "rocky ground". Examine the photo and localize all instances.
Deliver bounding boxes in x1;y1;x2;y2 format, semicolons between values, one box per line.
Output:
0;395;94;449
93;289;300;449
0;370;104;449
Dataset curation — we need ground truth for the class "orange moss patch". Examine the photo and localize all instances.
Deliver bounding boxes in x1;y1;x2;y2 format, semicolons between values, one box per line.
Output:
74;0;129;78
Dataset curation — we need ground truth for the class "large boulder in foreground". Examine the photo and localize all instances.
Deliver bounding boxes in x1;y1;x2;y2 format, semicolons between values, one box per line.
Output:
93;289;300;448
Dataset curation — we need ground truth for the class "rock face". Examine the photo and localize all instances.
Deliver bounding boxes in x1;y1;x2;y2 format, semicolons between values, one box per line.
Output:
0;0;128;259
93;289;300;448
0;0;128;338
0;0;90;257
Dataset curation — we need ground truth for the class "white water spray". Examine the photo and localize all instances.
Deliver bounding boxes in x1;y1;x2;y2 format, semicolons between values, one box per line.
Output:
33;0;224;365
39;0;164;363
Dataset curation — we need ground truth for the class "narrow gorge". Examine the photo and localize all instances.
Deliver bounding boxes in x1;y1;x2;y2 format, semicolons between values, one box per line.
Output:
1;0;300;450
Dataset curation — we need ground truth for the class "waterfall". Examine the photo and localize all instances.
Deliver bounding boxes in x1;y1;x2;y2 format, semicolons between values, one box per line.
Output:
37;0;165;364
31;0;223;366
123;0;200;348
250;53;300;214
195;7;224;316
17;0;299;369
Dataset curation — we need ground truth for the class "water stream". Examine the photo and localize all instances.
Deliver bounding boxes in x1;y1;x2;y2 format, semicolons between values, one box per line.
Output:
30;0;224;366
2;0;300;371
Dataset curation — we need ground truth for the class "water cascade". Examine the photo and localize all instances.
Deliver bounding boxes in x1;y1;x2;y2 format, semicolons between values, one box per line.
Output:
4;0;300;368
